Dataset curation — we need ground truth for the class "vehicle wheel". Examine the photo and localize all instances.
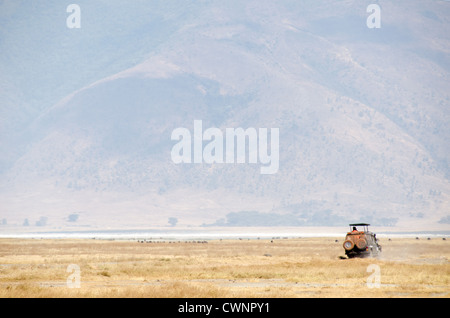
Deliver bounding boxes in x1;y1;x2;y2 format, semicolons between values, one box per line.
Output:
343;240;354;251
356;239;367;249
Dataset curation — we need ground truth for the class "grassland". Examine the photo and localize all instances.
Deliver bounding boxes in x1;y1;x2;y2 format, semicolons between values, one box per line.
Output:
0;237;448;298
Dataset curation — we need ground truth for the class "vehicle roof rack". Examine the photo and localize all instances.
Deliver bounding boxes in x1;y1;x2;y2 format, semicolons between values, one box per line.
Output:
349;223;370;226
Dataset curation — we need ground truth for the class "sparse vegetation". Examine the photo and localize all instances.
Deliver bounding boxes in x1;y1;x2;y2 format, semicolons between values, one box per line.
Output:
204;210;398;227
168;217;178;227
438;216;450;224
0;237;448;298
67;214;79;223
35;217;48;227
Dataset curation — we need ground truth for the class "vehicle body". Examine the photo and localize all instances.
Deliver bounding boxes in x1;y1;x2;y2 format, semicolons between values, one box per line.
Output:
343;223;381;258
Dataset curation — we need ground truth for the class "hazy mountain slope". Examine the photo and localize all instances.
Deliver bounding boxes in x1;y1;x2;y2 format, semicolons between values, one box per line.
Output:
0;0;197;172
1;0;449;229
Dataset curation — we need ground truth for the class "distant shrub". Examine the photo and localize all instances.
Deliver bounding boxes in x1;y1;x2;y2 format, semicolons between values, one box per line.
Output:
438;215;450;224
68;213;79;222
168;217;178;227
35;217;48;227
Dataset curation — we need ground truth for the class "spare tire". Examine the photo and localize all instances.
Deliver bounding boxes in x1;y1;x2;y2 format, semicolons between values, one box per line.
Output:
343;240;354;251
356;239;367;250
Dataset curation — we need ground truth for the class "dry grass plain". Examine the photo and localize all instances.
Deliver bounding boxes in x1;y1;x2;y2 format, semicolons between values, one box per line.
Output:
0;237;448;298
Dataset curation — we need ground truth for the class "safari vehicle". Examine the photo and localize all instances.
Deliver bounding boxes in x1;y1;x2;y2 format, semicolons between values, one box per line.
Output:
343;223;381;258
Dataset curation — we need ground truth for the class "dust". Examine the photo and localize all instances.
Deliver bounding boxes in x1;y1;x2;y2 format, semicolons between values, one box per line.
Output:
376;237;450;264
